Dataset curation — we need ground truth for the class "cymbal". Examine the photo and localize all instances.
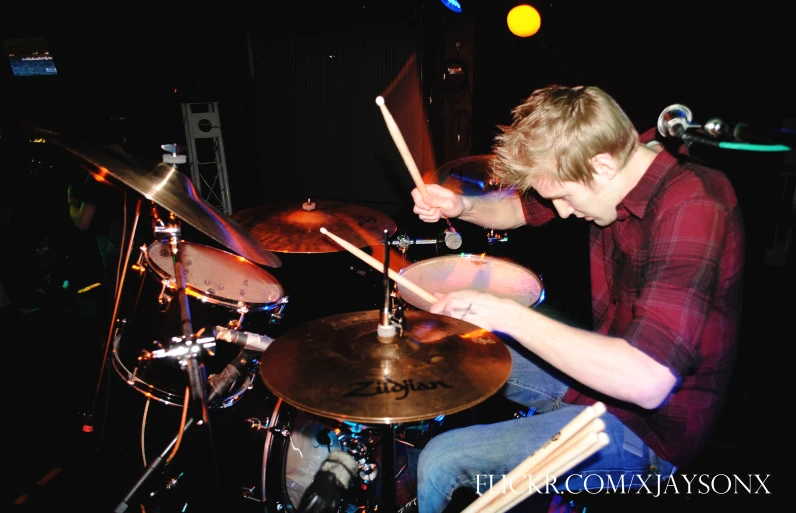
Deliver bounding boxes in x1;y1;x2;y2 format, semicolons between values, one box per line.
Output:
44;134;282;268
231;200;397;254
422;154;502;196
259;309;511;424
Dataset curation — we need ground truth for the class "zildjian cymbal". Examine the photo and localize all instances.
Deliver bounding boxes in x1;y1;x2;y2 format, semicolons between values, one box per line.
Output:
44;133;281;267
259;309;511;424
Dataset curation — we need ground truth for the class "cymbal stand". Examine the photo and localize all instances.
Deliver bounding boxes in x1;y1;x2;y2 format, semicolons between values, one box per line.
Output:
83;197;143;435
114;211;217;513
375;229;402;512
152;212;210;418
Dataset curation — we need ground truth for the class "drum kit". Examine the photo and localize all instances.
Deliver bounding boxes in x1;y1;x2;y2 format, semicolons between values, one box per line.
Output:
45;132;545;512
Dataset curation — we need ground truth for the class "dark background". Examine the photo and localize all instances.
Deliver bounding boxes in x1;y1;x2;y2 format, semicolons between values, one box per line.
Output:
1;1;794;512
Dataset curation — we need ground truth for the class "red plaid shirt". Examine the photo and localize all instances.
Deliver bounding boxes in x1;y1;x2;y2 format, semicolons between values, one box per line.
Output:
519;136;745;467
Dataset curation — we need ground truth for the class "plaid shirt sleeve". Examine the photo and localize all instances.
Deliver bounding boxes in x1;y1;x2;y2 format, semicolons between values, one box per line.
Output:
621;196;730;378
520;189;557;226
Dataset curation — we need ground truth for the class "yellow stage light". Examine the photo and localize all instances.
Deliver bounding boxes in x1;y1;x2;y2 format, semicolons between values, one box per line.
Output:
507;4;542;37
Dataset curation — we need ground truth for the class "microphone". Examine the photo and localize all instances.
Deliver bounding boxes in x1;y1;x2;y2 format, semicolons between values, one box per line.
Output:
657;104;698;138
206;347;257;402
213;326;274;353
444;227;463;250
297;451;359;513
704;118;789;145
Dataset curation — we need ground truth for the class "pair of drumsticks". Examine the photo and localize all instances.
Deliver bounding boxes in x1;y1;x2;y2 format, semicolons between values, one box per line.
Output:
319;95;440;305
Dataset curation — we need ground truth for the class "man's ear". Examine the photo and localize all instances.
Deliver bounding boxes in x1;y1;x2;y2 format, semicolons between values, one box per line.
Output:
590;153;618;180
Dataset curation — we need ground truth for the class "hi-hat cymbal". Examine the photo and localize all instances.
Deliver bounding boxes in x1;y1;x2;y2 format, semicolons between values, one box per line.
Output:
231;200;397;254
259;309;511;424
422;154;503;196
44;133;281;268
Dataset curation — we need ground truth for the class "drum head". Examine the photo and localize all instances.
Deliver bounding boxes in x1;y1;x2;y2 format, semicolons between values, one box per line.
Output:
146;240;283;308
397;254;544;311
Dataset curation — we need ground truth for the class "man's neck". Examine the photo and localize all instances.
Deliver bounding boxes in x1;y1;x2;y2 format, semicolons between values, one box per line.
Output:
616;145;658;199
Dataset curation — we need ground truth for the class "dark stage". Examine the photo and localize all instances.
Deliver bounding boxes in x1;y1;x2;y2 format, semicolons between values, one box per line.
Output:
1;2;793;512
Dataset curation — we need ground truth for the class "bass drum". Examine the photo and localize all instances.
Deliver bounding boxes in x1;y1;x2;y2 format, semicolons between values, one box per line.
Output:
259;398;382;512
111;240;288;408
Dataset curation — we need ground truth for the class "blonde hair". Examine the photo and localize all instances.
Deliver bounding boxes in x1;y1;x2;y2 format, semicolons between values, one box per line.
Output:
493;85;638;191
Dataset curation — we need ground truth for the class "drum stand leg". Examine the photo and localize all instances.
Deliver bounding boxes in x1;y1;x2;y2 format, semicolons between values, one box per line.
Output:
112;350;256;513
380;424;397;513
113;416;197;513
83;198;143;435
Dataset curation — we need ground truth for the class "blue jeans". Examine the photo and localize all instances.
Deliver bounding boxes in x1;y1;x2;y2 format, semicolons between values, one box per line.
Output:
416;341;676;513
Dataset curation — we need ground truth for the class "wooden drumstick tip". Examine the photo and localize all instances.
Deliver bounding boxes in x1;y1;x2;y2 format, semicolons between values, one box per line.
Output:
375;96;385;106
320;227;328;234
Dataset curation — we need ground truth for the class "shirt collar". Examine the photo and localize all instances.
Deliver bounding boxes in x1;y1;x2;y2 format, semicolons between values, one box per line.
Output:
616;150;678;220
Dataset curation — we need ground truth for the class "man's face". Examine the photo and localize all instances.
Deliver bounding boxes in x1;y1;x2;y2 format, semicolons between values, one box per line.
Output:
532;175;619;226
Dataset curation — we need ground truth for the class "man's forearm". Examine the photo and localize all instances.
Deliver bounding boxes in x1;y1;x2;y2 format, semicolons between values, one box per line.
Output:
459;190;526;229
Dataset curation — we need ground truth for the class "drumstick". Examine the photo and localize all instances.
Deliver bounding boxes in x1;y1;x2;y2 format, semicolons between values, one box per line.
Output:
320;227;438;305
461;401;608;513
475;432;610;513
375;96;429;197
376;95;460;236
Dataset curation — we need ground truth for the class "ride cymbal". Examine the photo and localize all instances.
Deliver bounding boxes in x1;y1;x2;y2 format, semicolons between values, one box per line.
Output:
231;200;397;254
259;309;511;424
422;154;503;196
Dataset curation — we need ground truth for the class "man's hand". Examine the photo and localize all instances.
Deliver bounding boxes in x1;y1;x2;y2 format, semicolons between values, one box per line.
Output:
429;289;517;333
411;184;465;222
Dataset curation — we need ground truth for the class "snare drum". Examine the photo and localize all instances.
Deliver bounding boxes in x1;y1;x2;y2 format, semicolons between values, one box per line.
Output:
111;240;288;407
396;253;544;311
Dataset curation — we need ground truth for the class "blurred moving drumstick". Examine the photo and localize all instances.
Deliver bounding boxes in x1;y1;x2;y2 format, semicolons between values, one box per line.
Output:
376;95;429;196
376;96;461;246
320;227;438;306
461;402;610;513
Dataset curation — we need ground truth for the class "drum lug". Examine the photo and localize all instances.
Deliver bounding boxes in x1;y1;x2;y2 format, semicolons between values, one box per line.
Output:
157;280;174;311
486;228;508;245
131;246;147;274
245;416;271;431
269;424;291;437
241;485;261;502
269;296;289;325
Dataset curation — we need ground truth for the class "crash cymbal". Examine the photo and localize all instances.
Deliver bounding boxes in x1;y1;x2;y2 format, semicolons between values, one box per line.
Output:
422;154;503;196
259;309;511;424
43;133;281;268
231;200;397;254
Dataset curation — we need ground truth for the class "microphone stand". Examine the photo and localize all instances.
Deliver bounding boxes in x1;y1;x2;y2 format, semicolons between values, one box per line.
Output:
114;212;218;513
112;350;257;513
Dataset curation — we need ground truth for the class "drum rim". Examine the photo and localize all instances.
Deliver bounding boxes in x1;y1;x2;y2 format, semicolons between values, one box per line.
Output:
397;252;545;308
144;239;285;311
261;397;299;510
110;329;254;408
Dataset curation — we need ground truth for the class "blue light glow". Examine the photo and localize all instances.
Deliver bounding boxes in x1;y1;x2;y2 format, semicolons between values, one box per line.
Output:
441;0;462;13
